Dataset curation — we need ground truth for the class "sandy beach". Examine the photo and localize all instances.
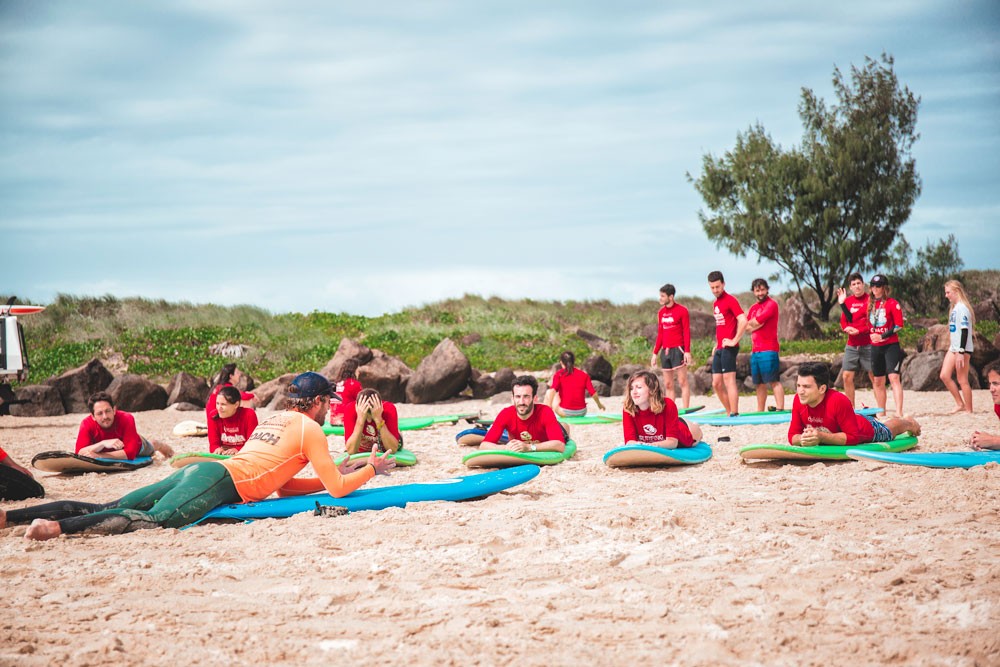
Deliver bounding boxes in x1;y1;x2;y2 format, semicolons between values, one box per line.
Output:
1;388;998;667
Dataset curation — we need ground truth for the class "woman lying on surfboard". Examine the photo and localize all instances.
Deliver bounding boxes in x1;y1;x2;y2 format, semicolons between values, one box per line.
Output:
208;386;259;455
206;363;256;420
622;370;703;448
2;373;394;541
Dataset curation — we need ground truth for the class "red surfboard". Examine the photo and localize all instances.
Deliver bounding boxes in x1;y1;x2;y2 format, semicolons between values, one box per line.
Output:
2;305;46;315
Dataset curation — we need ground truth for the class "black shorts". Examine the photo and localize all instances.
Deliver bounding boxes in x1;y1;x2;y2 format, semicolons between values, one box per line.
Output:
712;347;739;374
871;343;903;377
658;347;686;370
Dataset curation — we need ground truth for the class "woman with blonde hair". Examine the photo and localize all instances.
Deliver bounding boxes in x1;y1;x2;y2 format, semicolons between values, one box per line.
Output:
940;279;976;414
622;370;702;448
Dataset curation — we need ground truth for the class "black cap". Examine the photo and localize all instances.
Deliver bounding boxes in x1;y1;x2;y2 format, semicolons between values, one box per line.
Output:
285;372;340;400
870;274;888;287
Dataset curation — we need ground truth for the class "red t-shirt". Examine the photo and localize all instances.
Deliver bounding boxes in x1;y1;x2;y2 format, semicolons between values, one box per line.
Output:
551;368;597;411
994;403;1000;421
622;401;695;447
208;406;259;453
484;404;565;445
342;401;401;453
0;446;7;462
868;298;904;347
748;297;780;353
75;411;144;459
653;303;691;353
840;294;872;346
206;383;256;419
713;292;744;349
330;378;363;418
788;389;875;445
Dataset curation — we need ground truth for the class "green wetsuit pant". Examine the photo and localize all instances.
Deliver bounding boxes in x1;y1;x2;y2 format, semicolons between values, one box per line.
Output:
6;461;240;535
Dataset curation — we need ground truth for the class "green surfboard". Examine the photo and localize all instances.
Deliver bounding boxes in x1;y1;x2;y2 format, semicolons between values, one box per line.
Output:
463;440;578;468
739;435;918;461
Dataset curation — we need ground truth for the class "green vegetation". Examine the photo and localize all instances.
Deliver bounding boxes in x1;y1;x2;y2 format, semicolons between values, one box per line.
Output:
7;279;997;386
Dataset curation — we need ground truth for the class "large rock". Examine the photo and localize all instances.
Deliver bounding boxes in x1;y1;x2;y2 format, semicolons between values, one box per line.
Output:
917;324;950;352
583;355;613;385
406;338;471;404
319;338;373;381
689;311;717;339
901;351;979;391
468;369;497;400
592;380;611;398
778;295;822;341
253;373;296;408
493;368;516;394
641;323;658;347
108;374;168;412
9;384;65;417
973;293;1000;323
44;358;114;414
690;366;714;395
358;350;412;403
610;364;645;396
919;325;998;371
576;329;616;355
166;372;209;408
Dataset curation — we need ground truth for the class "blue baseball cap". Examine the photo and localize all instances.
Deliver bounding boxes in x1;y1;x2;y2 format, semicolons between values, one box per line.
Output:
285;372;340;400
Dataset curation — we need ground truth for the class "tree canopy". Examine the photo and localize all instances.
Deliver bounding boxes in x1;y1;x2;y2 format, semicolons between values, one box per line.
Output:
689;54;922;319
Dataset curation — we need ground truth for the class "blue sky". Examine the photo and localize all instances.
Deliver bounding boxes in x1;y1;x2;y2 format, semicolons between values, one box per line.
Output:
2;1;997;315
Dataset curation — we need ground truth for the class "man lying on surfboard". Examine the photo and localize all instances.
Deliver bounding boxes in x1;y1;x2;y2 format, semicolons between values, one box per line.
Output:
2;372;394;540
481;376;566;453
971;363;1000;450
789;362;920;447
76;391;174;460
343;389;402;454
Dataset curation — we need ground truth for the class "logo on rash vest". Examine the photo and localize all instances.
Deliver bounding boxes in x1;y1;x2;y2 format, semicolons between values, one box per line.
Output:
642;424;658;436
714;306;725;327
519;431;536;442
805;417;831;432
364;423;376;437
662;315;674;324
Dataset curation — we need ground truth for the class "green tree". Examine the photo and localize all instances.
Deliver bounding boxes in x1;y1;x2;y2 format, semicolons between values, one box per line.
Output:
887;234;964;317
689;54;921;320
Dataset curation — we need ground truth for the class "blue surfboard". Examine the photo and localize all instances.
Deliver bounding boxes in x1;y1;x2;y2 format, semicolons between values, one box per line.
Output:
200;465;541;520
603;441;713;467
845;449;1000;469
687;406;883;426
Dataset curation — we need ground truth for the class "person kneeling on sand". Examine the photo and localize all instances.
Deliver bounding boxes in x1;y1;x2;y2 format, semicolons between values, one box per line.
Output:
971;363;1000;451
623;370;703;448
789;362;920;447
481;375;566;453
343;389;402;454
76;391;173;460
1;372;394;540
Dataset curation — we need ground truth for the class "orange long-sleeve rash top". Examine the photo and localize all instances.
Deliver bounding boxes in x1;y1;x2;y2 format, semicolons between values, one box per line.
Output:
219;411;374;502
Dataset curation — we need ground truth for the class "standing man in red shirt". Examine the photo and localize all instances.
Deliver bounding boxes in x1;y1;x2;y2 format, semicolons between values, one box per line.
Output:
868;274;906;417
836;273;875;407
745;278;784;412
75;392;173;459
789;362;919;446
708;271;747;417
649;283;693;409
481;376;566;453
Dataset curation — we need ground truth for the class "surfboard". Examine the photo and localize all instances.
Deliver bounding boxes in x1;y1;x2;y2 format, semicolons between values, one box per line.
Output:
455;427;507;446
322;416;436;436
845;449;1000;469
172;420;209;437
1;305;46;315
603;441;713;467
687;406;883;426
558;413;621;425
198;464;541;521
31;451;154;473
428;413;481;424
170;449;418;469
739;435;918;461
0;466;45;500
462;440;577;468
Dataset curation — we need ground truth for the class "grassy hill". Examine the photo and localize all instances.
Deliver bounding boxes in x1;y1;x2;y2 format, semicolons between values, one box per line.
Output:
7;270;999;385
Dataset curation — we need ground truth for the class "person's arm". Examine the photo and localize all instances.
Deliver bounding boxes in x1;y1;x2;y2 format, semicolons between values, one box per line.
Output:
343;400;367;454
586;377;605;411
207;416;222;453
955;316;970;369
118;413;144;459
726;313;749;347
0;448;33;478
623;411;639;444
277;431;392;498
788;403;805;445
970;432;1000;450
544;387;557;409
481;412;510;448
78;439;127;459
371;400;400;453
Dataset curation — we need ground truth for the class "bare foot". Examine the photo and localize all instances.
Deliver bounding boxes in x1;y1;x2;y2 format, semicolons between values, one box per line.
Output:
0;508;6;529
25;518;62;541
947;406;965;415
152;439;175;458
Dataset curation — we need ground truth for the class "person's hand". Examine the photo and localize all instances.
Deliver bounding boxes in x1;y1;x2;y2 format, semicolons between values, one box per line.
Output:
506;440;529;452
369;395;384;421
356;395;371;417
870;333;883;344
800;427;820;447
368;450;396;476
683;352;692;366
844;326;859;336
217;447;239;456
955;352;967;370
338;456;367;474
650;354;658;368
722;338;736;348
105;439;124;451
836;287;847;305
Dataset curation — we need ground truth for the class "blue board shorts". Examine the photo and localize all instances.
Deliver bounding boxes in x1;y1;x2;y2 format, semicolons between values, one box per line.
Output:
863;415;893;442
711;347;739;374
750;351;780;384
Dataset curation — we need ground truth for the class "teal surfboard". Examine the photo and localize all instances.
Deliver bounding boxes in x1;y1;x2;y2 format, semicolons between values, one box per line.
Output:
603;441;713;467
31;451;154;474
845;449;1000;469
463;440;578;468
740;434;918;461
199;464;541;520
322;416;436;436
688;406;882;426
